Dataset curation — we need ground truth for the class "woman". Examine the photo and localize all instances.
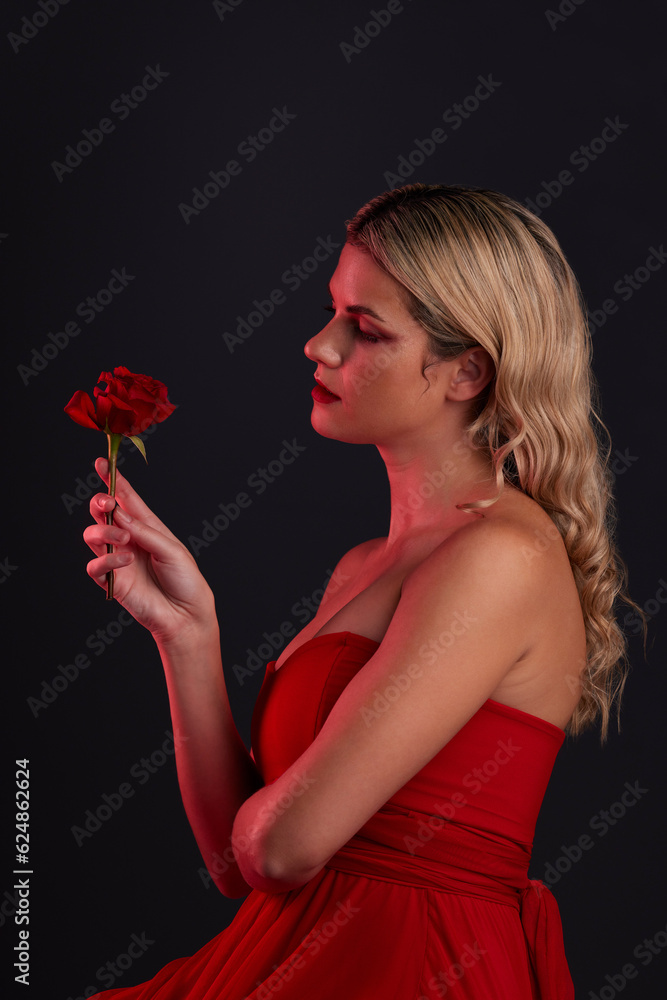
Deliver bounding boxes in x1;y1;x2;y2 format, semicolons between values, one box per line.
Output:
83;183;637;998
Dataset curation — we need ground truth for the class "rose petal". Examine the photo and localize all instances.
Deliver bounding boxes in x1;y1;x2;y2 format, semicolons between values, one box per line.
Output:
64;391;102;431
71;369;175;438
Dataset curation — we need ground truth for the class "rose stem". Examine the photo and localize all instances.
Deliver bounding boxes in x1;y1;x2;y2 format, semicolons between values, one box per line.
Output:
105;433;121;600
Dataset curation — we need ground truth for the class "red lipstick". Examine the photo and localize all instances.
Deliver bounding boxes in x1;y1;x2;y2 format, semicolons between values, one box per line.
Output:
312;376;340;404
311;383;340;404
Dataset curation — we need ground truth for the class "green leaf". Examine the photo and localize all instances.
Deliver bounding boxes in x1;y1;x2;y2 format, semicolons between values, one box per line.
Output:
128;435;148;462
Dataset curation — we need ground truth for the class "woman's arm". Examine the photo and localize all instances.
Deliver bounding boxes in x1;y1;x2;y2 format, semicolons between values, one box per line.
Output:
155;535;385;896
84;460;263;897
230;517;553;892
157;624;264;898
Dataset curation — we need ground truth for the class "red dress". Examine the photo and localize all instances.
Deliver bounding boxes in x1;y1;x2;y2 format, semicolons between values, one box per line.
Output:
90;631;575;999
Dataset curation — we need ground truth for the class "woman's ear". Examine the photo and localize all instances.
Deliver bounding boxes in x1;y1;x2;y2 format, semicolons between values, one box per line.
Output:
447;347;495;401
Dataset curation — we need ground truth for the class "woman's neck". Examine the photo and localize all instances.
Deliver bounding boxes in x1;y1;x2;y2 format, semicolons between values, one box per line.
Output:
379;430;498;546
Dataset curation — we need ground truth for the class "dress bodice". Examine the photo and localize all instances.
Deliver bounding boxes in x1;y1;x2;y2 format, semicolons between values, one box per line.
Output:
252;629;564;845
251;631;573;998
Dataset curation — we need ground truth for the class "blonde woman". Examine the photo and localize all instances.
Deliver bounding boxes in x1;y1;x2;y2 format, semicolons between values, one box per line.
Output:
83;183;638;998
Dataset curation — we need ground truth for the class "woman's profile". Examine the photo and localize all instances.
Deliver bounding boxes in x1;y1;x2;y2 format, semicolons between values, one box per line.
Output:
81;183;639;999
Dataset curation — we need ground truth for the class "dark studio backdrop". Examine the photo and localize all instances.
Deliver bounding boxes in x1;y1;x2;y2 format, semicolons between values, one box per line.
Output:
3;0;666;996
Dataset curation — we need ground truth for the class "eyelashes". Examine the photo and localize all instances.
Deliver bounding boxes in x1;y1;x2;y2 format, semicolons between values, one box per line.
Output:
322;305;380;344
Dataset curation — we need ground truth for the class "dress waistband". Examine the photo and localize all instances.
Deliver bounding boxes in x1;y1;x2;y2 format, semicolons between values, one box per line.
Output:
324;808;574;1000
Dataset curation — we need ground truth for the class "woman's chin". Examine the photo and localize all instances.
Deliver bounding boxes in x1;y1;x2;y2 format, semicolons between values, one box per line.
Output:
310;410;372;445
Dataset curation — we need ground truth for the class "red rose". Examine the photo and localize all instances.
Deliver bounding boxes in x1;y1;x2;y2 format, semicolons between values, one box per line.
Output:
65;366;175;600
64;366;176;437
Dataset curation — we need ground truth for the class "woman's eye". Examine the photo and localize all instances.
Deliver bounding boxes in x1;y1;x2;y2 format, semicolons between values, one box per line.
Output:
322;305;380;344
355;328;380;344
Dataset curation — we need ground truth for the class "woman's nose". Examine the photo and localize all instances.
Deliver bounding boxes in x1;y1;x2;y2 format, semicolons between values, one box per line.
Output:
304;321;343;366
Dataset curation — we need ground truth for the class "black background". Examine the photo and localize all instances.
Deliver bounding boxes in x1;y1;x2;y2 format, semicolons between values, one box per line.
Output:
3;1;666;997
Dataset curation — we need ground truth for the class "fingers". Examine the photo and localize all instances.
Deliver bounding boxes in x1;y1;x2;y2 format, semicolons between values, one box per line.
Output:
107;508;188;566
86;549;134;589
83;523;131;555
86;498;188;568
85;505;192;593
90;458;178;540
84;503;181;564
93;458;174;533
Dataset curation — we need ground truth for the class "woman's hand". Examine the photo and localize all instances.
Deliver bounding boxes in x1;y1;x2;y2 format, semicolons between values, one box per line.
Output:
83;458;216;645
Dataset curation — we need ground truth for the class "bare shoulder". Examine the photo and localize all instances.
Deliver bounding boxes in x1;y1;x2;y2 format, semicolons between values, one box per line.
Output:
344;535;386;561
454;486;568;570
402;486;577;643
318;536;386;605
329;536;386;579
421;489;562;578
399;487;586;728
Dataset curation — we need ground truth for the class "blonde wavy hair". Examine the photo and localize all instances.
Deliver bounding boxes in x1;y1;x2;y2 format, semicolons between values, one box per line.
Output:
346;182;644;743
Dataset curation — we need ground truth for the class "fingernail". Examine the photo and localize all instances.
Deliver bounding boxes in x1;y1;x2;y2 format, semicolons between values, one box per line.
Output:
115;508;132;524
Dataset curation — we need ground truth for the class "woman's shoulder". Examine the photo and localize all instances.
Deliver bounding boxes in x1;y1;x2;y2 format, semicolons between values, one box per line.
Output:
334;536;387;572
409;486;572;598
317;536;387;607
399;489;585;721
454;485;564;551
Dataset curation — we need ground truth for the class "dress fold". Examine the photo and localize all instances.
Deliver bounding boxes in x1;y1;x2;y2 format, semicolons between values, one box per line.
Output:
89;631;574;999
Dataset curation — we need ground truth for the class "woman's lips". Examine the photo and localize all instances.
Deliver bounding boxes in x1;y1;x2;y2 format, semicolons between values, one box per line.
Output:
311;382;340;404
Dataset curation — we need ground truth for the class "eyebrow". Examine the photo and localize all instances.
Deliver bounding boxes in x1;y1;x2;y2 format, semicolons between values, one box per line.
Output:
327;281;387;323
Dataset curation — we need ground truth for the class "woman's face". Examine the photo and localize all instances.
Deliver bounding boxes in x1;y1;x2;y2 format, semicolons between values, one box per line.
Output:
304;243;453;448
